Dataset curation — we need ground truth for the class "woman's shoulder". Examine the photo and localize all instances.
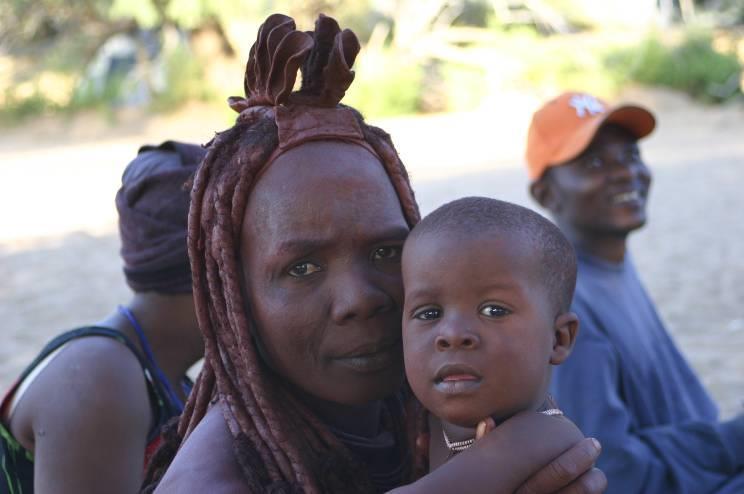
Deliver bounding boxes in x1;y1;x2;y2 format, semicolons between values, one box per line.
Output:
11;333;152;442
155;405;247;493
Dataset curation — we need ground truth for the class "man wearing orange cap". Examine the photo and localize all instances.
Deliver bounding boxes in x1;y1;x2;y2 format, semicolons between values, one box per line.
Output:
527;92;744;494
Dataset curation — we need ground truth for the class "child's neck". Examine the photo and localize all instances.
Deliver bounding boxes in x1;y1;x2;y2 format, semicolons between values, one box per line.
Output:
430;397;555;470
440;419;478;444
429;414;480;470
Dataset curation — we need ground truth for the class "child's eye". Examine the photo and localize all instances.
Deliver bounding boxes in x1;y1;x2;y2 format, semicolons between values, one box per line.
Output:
480;305;510;318
372;246;401;261
288;261;322;277
413;308;441;320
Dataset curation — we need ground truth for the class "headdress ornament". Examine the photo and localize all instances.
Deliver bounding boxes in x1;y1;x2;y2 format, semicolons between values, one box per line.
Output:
226;14;374;161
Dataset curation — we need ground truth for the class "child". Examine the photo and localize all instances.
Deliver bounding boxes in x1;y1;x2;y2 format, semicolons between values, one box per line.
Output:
402;196;583;474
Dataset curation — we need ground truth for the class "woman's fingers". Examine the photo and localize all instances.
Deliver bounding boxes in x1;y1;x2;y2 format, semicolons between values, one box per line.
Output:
553;468;607;494
515;438;604;494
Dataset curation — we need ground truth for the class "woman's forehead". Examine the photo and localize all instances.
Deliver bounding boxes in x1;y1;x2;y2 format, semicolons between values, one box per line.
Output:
272;140;381;172
243;140;408;244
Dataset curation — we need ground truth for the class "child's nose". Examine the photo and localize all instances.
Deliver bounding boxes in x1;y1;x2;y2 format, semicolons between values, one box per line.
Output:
435;323;481;351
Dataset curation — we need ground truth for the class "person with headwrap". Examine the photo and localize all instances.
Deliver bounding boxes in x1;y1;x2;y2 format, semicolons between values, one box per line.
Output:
0;141;206;494
143;14;606;494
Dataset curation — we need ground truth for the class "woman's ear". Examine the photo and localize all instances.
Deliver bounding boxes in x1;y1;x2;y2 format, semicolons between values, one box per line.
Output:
550;312;579;365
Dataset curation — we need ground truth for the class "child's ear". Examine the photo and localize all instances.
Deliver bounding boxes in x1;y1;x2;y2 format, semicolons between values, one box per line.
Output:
550;312;579;365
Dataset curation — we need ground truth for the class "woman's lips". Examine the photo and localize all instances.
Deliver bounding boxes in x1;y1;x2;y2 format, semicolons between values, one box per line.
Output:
332;340;402;374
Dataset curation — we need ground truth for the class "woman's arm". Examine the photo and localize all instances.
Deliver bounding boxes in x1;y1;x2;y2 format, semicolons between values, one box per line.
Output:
154;405;248;494
392;411;605;494
154;406;605;494
18;338;152;494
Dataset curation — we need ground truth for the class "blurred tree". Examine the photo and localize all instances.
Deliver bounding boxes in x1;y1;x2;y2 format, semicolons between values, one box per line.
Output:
699;0;744;24
0;0;114;47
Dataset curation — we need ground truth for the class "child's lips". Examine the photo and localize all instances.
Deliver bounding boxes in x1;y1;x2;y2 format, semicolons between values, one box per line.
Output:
442;374;479;382
434;363;482;393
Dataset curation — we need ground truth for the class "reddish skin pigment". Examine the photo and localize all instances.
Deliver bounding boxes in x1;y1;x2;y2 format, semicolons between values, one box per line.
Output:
157;141;606;493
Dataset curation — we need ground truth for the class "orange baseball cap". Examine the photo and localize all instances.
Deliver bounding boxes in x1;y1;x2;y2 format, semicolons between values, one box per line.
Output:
526;92;656;180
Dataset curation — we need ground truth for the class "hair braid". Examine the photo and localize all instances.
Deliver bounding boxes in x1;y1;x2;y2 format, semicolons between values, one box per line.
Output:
143;14;426;493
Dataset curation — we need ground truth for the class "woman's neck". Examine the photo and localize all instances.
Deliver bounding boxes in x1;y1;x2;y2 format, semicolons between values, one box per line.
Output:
98;294;203;400
298;391;384;438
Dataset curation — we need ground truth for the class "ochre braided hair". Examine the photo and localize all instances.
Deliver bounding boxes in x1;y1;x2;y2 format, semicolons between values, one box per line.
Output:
144;13;428;493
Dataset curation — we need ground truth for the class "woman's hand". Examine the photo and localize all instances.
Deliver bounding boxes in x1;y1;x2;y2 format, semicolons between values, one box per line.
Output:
394;411;605;494
473;414;606;494
516;438;606;494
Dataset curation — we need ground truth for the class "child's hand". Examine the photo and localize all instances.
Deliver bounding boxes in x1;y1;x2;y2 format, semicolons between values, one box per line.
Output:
475;417;495;441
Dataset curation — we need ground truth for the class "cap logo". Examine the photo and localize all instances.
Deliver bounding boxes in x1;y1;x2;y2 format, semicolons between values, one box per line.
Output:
569;94;605;118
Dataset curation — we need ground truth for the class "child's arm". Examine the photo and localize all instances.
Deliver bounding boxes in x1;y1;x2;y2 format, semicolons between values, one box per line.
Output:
390;410;593;494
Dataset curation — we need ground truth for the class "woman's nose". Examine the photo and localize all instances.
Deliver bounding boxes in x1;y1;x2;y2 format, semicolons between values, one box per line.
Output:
330;264;396;324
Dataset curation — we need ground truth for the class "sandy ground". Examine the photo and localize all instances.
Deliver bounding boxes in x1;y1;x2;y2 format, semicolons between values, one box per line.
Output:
1;88;742;418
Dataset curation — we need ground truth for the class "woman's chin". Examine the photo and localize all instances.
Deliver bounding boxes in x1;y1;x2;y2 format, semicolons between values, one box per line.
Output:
321;366;406;406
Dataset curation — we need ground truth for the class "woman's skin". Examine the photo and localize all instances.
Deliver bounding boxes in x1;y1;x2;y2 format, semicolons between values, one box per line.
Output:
8;293;203;494
156;141;606;493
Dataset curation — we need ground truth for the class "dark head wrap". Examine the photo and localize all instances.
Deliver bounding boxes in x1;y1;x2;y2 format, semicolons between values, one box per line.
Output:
115;140;206;293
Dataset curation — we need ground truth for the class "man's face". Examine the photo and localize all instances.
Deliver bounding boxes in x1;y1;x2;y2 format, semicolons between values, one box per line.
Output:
543;125;651;238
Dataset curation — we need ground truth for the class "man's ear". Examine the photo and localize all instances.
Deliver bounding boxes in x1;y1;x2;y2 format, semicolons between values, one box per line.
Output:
550;312;579;365
530;175;560;213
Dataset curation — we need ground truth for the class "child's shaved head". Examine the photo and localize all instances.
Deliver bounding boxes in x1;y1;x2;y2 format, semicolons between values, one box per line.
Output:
407;197;577;313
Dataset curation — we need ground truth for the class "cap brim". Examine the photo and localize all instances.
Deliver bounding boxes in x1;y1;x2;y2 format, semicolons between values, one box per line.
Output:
551;104;656;166
604;104;656;140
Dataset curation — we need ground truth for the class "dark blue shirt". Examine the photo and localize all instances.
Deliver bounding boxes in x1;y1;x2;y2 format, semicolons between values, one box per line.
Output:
551;250;744;494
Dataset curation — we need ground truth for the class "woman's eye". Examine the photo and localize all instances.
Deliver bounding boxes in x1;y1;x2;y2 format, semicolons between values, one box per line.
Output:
288;262;322;277
372;246;401;261
414;308;441;321
480;305;510;318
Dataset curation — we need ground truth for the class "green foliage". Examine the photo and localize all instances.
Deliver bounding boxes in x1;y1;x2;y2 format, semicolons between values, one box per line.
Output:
522;43;621;96
0;0;112;45
344;51;423;118
453;0;496;28
109;0;159;27
605;30;742;102
440;62;488;112
3;0;742;126
150;47;215;111
68;70;128;113
0;88;56;125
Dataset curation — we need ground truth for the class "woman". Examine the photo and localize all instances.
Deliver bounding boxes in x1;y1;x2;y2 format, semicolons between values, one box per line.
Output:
146;14;606;493
0;141;205;494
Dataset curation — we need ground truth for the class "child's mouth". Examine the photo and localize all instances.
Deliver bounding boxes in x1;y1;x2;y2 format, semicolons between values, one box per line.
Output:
442;374;479;382
434;364;482;393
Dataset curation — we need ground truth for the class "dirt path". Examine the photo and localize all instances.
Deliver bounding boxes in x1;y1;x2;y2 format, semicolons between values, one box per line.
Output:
1;89;742;417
